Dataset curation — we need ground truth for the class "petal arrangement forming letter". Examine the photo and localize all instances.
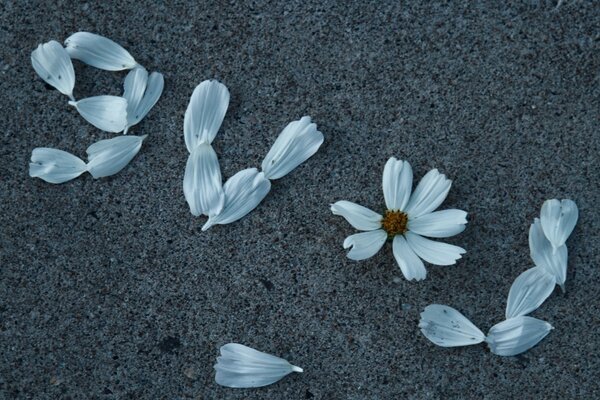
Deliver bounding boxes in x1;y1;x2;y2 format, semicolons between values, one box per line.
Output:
86;135;146;178
505;267;556;319
540;199;578;252
29;148;87;184
183;144;225;217
184;80;230;152
419;305;486;347
486;316;553;356
31;40;75;100
529;218;568;290
65;32;138;71
69;96;128;133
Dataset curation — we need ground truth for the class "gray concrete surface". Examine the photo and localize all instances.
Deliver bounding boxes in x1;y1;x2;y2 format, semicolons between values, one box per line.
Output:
1;1;599;398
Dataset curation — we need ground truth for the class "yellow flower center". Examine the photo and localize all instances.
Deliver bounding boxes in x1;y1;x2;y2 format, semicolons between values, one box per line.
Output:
381;210;408;237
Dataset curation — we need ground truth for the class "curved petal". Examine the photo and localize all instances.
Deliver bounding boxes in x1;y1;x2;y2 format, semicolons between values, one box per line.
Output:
486;316;553;356
86;135;146;178
404;169;452;218
202;168;270;230
65;32;137;71
392;235;427;281
404;232;465;266
419;304;486;347
540;199;578;251
529;218;568;290
505;267;556;319
408;209;467;238
123;67;148;127
330;200;382;231
31;40;75;100
382;157;412;211
343;230;387;260
184;80;229;151
29;148;86;184
261;116;324;180
69;96;128;133
129;72;164;131
183;144;224;217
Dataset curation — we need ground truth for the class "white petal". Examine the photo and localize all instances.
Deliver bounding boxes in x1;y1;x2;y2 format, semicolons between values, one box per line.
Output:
505;267;556;319
64;32;137;71
419;304;486;347
202;168;271;230
540;199;578;251
404;169;452;218
382;157;413;211
29;148;86;184
183;144;224;217
128;72;164;131
31;40;75;100
123;67;148;128
486;316;553;356
183;80;229;151
343;230;387;260
261;116;324;180
529;218;568;290
330;201;382;231
214;343;302;388
408;209;468;238
404;232;465;266
86;135;146;178
69;96;128;133
392;235;427;281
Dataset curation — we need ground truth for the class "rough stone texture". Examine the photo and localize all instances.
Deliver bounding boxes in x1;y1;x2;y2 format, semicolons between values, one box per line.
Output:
1;1;599;399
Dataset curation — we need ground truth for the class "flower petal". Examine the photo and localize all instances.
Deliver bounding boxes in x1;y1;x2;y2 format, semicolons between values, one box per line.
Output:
128;72;164;132
123;67;148;128
540;199;578;251
64;32;137;71
486;316;553;356
404;232;465;266
408;209;468;238
86;135;146;178
68;96;128;133
529;218;568;291
505;267;556;319
202;168;270;230
31;40;75;100
343;230;387;260
330;201;382;231
404;169;452;218
183;144;224;217
29;148;86;184
382;157;412;211
261;116;324;180
392;235;427;281
419;304;486;347
184;80;229;151
214;343;302;388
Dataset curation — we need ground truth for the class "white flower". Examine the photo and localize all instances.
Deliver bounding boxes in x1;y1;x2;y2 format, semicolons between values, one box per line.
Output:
419;304;486;347
86;135;146;178
29;148;86;184
184;80;230;152
122;67;164;134
64;32;138;71
540;199;578;252
331;158;467;281
486;316;553;356
214;343;302;388
529;218;568;291
68;95;128;133
505;267;556;319
31;40;76;101
183;143;224;217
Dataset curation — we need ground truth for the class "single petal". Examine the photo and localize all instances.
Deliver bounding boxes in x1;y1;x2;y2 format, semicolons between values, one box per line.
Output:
392;235;427;281
404;232;465;266
31;40;75;100
419;304;486;347
540;199;578;251
486;316;553;356
127;71;164;132
65;32;137;71
86;135;146;178
29;148;86;184
343;230;387;260
261;116;324;180
68;96;128;133
404;169;452;218
382;157;413;211
529;218;568;290
214;343;302;388
123;67;148;128
330;200;382;231
408;209;468;238
202;168;271;230
183;80;229;151
183;144;224;217
505;267;556;319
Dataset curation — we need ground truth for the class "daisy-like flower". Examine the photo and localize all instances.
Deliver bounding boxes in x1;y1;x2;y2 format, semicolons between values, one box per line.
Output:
331;157;467;281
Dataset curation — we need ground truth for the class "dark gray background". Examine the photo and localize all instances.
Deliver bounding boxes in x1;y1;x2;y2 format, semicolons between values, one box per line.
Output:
1;1;599;399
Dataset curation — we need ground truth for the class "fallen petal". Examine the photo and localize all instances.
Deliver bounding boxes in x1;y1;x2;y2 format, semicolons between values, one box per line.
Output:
29;148;86;184
540;199;578;251
184;80;229;151
486;316;553;356
69;96;128;133
65;32;138;71
31;40;75;100
86;135;146;178
123;69;164;133
419;304;486;347
529;218;568;290
183;143;224;217
505;267;556;319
